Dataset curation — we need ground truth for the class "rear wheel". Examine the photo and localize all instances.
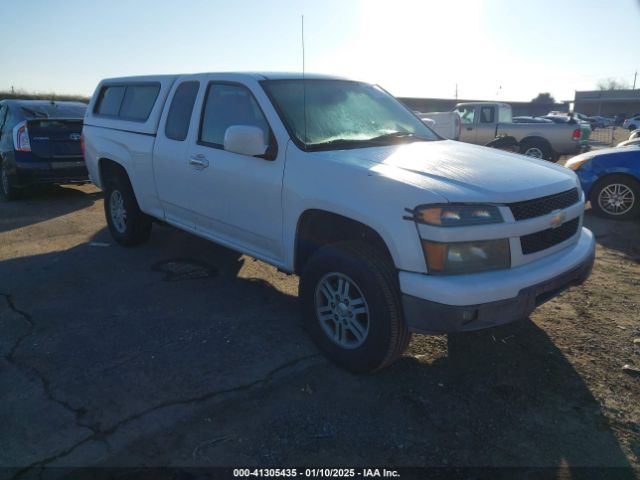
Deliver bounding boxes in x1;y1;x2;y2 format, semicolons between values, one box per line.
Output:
590;174;640;220
104;173;152;245
0;162;21;201
300;241;411;373
519;139;551;161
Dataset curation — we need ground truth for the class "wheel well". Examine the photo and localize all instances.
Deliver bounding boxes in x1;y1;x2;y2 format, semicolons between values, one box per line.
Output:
294;210;394;275
520;136;551;150
98;158;128;186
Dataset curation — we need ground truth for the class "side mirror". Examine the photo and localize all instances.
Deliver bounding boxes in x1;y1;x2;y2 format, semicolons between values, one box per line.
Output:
223;125;267;157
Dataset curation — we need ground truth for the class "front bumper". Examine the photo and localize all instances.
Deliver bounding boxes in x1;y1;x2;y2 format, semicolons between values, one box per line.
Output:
400;228;596;334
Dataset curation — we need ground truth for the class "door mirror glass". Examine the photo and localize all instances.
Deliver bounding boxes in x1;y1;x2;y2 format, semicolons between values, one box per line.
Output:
224;125;267;157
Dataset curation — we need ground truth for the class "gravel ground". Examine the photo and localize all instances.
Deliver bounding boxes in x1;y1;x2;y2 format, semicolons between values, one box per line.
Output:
0;183;638;479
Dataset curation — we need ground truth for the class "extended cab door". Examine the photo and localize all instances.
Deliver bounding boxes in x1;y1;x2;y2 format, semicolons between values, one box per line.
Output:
475;105;498;144
454;105;478;143
153;77;202;230
156;77;285;263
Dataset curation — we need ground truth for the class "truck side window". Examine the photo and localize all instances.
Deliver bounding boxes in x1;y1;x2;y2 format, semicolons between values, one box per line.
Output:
119;85;161;121
94;83;160;121
95;86;126;116
165;81;199;141
199;83;270;150
455;106;475;125
480;106;495;123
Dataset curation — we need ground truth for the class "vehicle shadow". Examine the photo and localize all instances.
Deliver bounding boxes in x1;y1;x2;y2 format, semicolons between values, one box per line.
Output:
583;207;640;262
0;226;635;475
182;318;635;475
0;184;101;233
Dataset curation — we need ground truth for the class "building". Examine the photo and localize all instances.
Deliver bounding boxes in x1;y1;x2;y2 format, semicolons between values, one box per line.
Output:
398;97;568;117
573;89;640;116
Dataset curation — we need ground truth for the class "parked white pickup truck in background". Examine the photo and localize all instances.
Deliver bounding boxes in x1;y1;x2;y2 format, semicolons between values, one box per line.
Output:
453;102;589;161
83;73;595;372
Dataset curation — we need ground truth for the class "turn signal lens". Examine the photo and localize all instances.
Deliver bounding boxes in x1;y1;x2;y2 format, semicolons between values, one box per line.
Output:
565;157;590;171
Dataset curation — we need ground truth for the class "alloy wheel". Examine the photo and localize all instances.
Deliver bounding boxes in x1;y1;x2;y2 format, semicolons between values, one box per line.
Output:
598;183;635;216
314;272;370;349
109;190;127;233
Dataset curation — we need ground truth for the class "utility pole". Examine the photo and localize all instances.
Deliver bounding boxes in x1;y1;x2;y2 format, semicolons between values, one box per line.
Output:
634;71;637;90
455;83;458;100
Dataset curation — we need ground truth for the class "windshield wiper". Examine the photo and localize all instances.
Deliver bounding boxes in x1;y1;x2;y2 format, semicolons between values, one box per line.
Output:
306;132;430;151
368;131;414;141
306;138;373;151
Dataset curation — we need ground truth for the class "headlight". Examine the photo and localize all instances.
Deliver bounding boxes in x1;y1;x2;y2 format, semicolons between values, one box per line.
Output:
564;152;595;172
422;239;510;275
565;157;590;171
414;204;503;227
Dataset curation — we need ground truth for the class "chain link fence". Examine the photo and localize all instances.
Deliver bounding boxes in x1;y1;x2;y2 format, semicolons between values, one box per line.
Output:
588;126;617;147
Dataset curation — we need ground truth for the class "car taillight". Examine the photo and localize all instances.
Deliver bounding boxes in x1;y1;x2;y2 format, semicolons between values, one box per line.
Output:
14;121;31;152
80;132;85;158
572;128;581;140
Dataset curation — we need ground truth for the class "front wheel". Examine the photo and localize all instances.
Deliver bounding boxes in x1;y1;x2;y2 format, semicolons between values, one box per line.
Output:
104;173;152;245
299;241;411;373
590;174;640;220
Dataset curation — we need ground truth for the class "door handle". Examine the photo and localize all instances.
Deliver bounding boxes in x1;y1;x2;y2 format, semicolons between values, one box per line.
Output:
466;127;473;131
189;154;209;169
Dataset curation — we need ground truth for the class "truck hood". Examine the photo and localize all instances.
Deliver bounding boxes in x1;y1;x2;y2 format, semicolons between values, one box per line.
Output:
313;140;578;203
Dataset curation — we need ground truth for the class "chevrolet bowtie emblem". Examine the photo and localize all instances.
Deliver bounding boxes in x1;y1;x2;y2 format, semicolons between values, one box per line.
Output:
549;211;566;229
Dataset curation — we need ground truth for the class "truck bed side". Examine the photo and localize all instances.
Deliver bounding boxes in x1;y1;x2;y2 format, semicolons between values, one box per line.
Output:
83;75;178;217
496;122;583;155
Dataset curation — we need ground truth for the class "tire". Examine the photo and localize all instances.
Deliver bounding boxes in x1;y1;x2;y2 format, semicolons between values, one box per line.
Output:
589;174;640;220
104;172;152;245
519;139;551;161
299;241;411;373
0;161;21;201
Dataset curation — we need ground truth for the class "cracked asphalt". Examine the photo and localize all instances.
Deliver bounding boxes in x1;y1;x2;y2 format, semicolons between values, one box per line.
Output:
1;184;639;479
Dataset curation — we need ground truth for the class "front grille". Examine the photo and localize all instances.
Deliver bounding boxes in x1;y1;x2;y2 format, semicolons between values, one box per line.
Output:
520;218;580;255
508;188;579;221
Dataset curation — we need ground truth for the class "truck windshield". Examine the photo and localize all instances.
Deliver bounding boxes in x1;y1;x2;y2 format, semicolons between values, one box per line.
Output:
261;79;439;151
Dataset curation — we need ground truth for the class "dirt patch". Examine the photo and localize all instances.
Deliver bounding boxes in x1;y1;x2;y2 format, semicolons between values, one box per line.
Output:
0;184;638;474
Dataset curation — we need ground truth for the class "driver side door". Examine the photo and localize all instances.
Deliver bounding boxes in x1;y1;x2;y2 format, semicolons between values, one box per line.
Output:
455;105;478;143
185;80;285;264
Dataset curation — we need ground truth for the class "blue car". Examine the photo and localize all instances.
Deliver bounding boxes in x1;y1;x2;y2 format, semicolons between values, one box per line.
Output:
0;99;88;200
566;146;640;220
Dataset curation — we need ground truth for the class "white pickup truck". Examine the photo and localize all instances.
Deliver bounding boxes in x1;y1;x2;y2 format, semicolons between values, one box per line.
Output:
83;73;595;372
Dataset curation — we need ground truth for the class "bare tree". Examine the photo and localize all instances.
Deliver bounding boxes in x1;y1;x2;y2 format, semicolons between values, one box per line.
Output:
597;78;631;90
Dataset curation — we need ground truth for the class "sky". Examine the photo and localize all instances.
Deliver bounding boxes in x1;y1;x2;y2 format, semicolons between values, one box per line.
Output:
0;0;638;102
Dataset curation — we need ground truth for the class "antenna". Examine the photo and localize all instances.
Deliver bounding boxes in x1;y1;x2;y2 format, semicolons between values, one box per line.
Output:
302;15;308;149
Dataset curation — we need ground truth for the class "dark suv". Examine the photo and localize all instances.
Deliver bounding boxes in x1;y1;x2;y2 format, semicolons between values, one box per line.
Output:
0;99;87;200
